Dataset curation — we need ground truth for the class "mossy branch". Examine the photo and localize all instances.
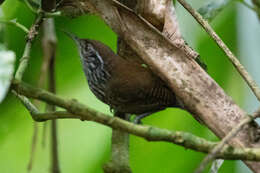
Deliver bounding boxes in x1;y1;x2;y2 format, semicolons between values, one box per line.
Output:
11;80;260;162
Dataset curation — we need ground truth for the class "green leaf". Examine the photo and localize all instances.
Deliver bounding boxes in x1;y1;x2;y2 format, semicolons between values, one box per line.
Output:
1;0;20;19
0;48;15;103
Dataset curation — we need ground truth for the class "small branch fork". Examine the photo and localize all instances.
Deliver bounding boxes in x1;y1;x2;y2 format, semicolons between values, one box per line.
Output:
11;80;260;162
7;5;60;172
195;108;260;173
8;12;44;171
14;12;44;81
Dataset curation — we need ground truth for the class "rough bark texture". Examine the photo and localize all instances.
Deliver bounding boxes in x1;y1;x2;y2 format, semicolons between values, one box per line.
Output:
59;0;260;172
103;130;131;173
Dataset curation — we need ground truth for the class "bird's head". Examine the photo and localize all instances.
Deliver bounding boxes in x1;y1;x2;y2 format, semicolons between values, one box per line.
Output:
63;31;104;72
63;31;96;57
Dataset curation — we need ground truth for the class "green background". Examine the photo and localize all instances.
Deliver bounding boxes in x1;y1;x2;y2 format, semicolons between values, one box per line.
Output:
0;0;253;172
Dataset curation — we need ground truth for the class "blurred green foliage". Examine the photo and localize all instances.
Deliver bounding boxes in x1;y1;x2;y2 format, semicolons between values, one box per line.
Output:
0;0;247;173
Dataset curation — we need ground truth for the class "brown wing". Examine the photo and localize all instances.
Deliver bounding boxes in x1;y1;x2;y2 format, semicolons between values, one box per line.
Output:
89;40;180;113
106;63;180;114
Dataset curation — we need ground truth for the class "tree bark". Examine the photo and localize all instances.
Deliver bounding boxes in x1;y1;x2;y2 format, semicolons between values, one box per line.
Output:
59;0;260;172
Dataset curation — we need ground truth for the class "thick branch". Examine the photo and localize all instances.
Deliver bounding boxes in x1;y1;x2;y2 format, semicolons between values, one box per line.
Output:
58;1;260;171
103;129;131;173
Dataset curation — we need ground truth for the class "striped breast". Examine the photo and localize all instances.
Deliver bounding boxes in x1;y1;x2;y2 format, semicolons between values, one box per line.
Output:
79;41;111;103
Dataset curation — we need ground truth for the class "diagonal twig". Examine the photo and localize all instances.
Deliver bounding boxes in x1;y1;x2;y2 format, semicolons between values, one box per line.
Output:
177;0;260;102
14;13;44;81
0;19;29;33
174;0;260;172
197;0;232;22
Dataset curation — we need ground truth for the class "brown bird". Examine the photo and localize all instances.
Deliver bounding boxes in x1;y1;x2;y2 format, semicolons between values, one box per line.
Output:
65;32;183;123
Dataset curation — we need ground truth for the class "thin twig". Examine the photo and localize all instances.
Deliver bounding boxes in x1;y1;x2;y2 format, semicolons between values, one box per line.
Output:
194;108;260;173
41;121;48;147
237;0;260;17
14;13;44;81
45;11;62;18
197;0;232;21
23;0;38;13
177;0;260;102
27;57;49;171
12;90;39;114
22;0;62;17
27;122;39;172
239;0;260;14
175;0;260;171
0;19;29;33
50;119;60;173
12;81;260;161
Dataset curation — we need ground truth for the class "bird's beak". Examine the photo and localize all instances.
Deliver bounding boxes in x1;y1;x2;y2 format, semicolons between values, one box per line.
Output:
62;30;80;42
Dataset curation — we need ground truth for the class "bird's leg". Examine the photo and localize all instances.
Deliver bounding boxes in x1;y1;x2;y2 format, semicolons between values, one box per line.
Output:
125;114;132;121
133;111;156;124
114;110;153;124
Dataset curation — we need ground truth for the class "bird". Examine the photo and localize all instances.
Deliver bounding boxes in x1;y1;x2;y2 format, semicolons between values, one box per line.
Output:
65;31;183;123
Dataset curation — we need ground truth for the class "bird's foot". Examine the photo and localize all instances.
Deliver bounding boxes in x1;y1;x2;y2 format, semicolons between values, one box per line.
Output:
133;116;144;124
